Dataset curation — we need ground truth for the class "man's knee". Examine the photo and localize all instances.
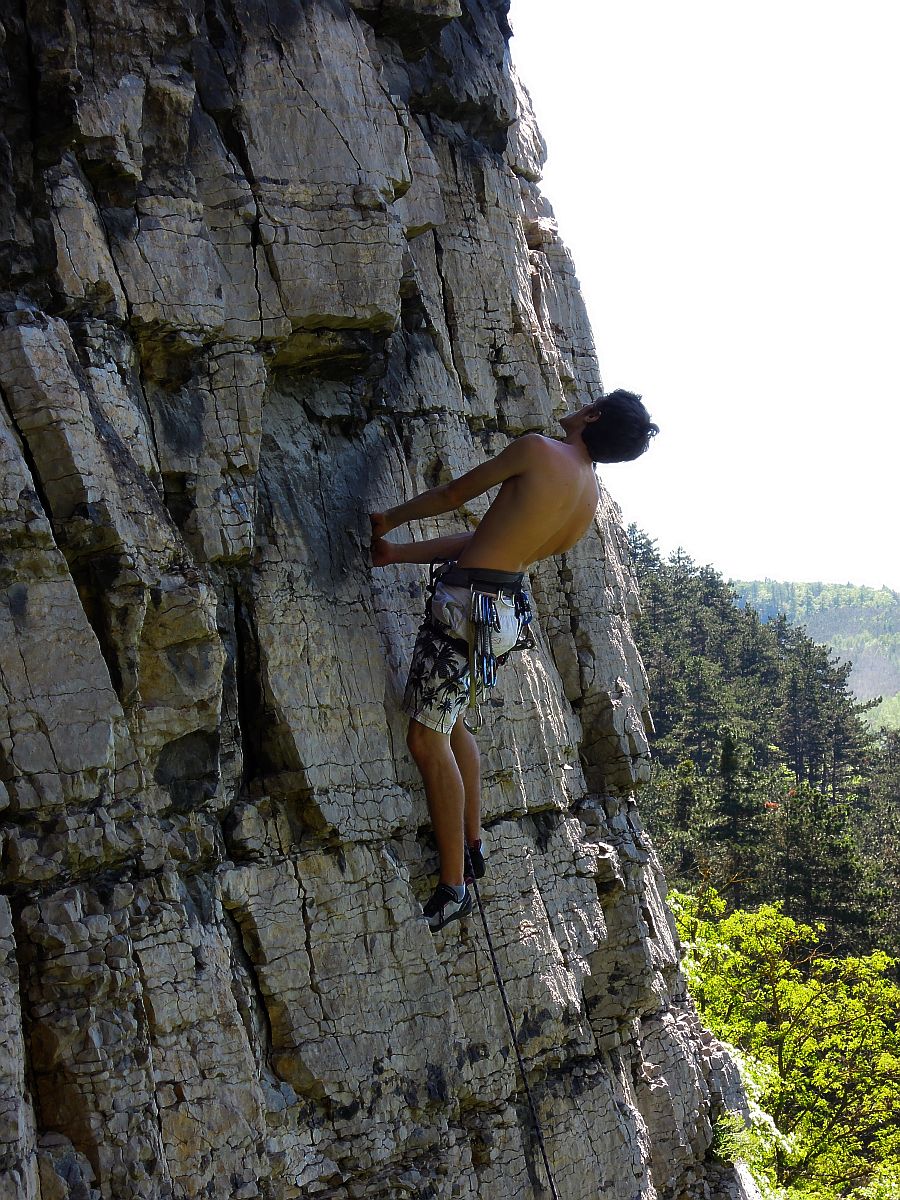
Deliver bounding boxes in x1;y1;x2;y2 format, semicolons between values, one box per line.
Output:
406;718;447;763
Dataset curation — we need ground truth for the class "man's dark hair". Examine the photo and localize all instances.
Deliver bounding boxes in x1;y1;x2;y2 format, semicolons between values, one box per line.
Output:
582;389;659;463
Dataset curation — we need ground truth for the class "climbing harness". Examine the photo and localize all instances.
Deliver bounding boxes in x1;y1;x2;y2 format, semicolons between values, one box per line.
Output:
427;560;535;732
472;878;562;1200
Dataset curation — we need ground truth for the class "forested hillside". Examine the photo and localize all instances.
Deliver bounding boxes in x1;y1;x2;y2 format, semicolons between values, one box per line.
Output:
629;529;900;1198
628;529;898;951
734;579;900;729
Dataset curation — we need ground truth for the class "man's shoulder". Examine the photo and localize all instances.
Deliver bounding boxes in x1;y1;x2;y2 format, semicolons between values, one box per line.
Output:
511;432;555;456
487;432;559;479
514;433;571;469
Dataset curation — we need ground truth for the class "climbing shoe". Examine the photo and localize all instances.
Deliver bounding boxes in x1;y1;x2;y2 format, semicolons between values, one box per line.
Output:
423;883;473;932
464;839;486;884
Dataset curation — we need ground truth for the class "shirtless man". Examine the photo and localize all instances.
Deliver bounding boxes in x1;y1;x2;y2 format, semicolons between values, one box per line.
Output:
370;390;658;930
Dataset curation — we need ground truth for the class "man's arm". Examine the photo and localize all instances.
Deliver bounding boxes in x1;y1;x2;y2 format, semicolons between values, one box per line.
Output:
373;434;540;535
371;531;472;567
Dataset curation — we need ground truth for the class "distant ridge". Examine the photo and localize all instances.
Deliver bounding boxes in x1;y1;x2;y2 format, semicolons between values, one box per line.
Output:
733;580;900;728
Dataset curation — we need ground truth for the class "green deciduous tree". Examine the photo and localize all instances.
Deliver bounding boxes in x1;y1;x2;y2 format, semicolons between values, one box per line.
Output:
671;888;900;1198
857;730;900;951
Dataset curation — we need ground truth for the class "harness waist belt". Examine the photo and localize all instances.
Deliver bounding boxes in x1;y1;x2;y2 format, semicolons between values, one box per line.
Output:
440;564;524;591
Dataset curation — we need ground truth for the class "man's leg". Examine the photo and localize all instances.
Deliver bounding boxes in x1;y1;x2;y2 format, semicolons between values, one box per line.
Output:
406;718;466;885
450;716;481;848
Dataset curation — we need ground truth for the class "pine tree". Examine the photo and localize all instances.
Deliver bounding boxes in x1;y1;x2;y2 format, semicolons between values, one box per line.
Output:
625;526;885;950
768;783;875;948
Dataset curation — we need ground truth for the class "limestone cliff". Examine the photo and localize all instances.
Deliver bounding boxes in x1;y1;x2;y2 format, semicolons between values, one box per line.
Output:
0;2;753;1197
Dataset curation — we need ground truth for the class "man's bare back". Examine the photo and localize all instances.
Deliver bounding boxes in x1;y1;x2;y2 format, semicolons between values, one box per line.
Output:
456;435;599;572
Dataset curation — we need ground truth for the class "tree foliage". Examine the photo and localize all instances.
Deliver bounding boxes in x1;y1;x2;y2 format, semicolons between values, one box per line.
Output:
672;888;900;1199
631;535;900;1196
628;529;896;951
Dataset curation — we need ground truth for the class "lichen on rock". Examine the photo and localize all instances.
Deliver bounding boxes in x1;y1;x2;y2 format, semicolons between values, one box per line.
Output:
0;1;756;1197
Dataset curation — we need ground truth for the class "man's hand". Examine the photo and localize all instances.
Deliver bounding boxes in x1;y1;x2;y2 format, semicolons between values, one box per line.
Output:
370;513;396;568
370;535;395;568
370;511;393;539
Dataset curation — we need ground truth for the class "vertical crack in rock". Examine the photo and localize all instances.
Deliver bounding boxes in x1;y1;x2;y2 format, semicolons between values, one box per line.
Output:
195;1;278;335
232;577;264;795
7;900;40;1191
16;0;43;219
298;881;323;1002
125;917;174;1194
220;903;276;1074
431;225;466;390
93;220;167;483
0;380;54;539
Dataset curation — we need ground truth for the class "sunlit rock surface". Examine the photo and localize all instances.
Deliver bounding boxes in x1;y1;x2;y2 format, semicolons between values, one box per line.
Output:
0;1;755;1196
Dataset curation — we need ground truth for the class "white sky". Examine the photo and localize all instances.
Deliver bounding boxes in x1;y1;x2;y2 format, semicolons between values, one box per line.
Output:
509;0;900;589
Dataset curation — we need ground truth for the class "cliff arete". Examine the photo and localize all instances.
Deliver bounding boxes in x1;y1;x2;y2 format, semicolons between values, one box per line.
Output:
0;1;755;1197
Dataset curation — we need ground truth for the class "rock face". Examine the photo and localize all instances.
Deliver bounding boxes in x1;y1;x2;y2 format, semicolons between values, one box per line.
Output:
0;2;754;1197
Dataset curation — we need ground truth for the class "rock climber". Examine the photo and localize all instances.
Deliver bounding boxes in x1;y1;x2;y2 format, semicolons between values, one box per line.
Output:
370;390;658;931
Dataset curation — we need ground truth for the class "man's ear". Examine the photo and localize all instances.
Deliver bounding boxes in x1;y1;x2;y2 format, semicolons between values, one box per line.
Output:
585;405;603;424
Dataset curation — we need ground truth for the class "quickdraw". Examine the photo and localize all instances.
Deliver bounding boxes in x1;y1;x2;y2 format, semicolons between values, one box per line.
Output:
465;588;502;731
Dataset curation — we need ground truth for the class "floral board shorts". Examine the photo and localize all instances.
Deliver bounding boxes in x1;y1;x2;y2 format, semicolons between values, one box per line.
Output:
402;578;527;735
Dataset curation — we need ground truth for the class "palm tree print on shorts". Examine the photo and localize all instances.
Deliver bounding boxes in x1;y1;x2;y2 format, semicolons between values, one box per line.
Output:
402;617;480;734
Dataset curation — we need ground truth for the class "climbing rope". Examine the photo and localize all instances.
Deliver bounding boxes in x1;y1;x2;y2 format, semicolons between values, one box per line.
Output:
471;879;562;1200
